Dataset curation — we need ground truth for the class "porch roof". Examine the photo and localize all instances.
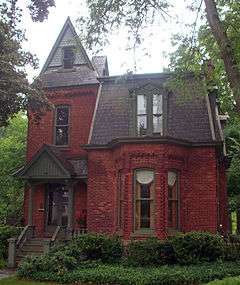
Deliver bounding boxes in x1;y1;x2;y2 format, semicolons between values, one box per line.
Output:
14;144;87;180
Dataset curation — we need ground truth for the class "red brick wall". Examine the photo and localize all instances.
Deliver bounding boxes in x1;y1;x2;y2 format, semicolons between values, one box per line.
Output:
24;85;98;236
27;85;98;160
74;181;87;229
87;144;225;240
218;162;228;233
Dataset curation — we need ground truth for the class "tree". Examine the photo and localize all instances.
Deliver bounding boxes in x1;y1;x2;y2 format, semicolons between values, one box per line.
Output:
0;113;27;225
78;0;240;110
0;0;55;127
204;0;240;108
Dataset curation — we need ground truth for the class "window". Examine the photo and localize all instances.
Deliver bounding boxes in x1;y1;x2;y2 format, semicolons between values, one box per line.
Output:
136;93;163;136
55;106;69;146
63;47;75;69
117;170;124;230
153;94;163;133
137;95;147;136
135;170;154;231
168;171;179;230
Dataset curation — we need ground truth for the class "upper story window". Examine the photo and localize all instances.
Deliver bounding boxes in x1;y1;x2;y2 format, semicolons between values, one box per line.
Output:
136;93;163;136
134;169;155;231
167;171;180;230
63;47;75;69
54;106;69;146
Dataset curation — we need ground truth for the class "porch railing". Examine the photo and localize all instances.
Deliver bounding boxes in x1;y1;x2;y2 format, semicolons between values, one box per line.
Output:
8;225;35;268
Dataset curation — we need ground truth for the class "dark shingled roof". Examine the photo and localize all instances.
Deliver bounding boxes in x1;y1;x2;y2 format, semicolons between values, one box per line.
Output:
92;56;109;76
40;66;99;88
90;74;222;146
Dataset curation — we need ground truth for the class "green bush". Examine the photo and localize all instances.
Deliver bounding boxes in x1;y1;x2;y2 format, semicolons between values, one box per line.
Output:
17;261;240;285
127;238;175;266
0;225;21;260
170;232;225;264
224;243;240;261
18;233;123;276
71;233;123;263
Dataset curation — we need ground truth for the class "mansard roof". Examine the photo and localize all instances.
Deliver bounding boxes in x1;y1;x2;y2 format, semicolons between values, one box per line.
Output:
39;17;108;88
88;73;223;147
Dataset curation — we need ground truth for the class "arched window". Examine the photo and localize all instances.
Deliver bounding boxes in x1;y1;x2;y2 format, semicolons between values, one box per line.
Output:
168;171;180;230
134;169;155;231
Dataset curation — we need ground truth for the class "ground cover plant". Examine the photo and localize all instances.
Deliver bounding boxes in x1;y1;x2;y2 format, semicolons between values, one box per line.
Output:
16;232;240;285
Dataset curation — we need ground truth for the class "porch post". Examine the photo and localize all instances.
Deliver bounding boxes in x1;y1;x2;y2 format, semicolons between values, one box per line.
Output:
28;184;34;226
67;182;74;234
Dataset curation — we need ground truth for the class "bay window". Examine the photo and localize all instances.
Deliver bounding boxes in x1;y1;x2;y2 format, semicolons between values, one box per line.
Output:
168;171;180;230
134;170;155;231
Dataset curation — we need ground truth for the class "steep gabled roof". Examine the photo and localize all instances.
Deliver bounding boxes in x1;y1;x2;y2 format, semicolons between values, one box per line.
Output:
39;17;100;88
92;56;109;76
41;17;94;74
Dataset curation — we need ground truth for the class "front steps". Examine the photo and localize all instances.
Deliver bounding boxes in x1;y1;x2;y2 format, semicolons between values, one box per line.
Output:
16;238;47;265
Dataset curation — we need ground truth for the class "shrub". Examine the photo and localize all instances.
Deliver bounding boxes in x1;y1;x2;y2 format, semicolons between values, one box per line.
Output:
224;243;240;261
71;233;123;263
126;238;175;266
0;225;21;260
170;232;225;264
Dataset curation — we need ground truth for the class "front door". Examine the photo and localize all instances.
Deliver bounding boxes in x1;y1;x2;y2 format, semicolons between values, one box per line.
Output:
45;184;68;232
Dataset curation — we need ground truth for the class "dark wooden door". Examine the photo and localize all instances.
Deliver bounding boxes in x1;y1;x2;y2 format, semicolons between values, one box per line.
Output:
45;184;68;233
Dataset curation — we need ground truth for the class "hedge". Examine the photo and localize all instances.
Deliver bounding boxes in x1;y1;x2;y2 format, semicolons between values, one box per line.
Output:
18;261;240;285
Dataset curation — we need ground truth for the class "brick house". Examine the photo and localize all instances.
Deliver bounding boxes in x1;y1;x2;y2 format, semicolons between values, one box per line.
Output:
16;17;228;242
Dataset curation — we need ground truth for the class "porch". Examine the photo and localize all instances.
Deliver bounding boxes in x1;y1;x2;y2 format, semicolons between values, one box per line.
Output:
8;144;88;267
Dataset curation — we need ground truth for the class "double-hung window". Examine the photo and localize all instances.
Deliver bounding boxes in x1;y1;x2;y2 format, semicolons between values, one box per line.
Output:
136;93;163;136
54;106;69;146
167;171;180;230
134;169;155;231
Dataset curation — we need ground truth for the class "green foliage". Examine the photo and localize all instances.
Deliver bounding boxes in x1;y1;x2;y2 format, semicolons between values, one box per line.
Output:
0;0;52;126
126;237;175;266
71;233;123;263
0;225;21;260
17;261;240;285
170;232;225;264
18;234;123;277
0;114;27;225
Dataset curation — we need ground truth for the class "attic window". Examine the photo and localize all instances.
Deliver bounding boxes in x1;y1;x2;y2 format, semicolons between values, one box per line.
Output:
63;47;75;69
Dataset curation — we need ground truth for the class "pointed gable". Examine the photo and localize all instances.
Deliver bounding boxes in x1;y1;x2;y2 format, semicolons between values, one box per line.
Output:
40;17;99;88
41;17;93;73
18;145;71;179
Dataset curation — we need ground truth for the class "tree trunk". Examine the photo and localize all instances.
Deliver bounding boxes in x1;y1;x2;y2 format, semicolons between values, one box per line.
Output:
204;0;240;108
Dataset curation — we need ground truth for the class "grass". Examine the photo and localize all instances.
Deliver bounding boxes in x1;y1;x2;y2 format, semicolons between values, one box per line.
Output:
0;277;59;285
206;276;240;285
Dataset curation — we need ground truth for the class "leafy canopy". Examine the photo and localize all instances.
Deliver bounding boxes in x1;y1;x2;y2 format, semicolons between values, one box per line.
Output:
0;0;55;127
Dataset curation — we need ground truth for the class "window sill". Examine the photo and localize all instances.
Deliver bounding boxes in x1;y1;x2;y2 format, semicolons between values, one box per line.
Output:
130;229;155;238
167;228;181;236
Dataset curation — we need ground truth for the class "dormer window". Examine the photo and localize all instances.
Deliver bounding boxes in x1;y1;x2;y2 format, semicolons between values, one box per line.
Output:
63;47;75;69
136;93;163;136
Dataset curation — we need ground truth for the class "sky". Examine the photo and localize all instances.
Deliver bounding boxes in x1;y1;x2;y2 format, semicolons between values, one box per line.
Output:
19;0;200;78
